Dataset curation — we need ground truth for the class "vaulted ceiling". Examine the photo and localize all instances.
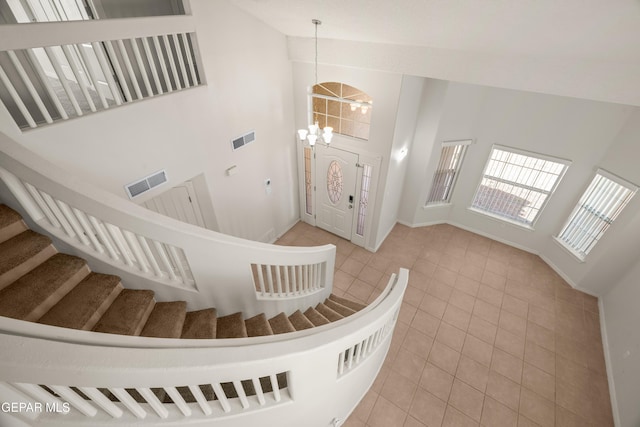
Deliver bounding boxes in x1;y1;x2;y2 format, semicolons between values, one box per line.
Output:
230;0;640;105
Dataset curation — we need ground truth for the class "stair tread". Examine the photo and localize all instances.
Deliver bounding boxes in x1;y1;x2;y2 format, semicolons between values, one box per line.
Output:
0;205;26;243
288;310;315;331
181;308;217;339
268;312;296;334
329;293;367;312
0;254;89;322
140;301;187;339
303;307;331;326
217;312;248;338
93;289;155;336
244;313;274;337
37;272;122;330
324;298;357;317
0;230;56;290
315;303;343;322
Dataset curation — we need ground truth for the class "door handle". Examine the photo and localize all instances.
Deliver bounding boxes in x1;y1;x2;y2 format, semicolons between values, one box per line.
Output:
348;195;354;209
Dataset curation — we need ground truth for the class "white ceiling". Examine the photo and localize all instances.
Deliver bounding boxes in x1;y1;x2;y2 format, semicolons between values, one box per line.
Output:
230;0;640;63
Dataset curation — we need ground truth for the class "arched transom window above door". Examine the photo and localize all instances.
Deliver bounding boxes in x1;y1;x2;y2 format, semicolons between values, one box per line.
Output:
312;82;372;141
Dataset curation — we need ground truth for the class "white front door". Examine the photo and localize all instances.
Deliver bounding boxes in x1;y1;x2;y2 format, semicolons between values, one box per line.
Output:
315;146;359;240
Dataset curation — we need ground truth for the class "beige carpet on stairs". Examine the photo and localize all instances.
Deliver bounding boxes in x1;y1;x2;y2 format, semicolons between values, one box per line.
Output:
0;204;368;342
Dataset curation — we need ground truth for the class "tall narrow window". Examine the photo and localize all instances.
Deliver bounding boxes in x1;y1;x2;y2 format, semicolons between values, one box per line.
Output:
356;164;372;236
556;170;637;260
425;140;471;205
471;146;569;227
304;147;313;215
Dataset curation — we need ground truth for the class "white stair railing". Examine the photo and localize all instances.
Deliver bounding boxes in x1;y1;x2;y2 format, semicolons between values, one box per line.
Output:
0;270;408;427
0;16;201;129
0;132;335;318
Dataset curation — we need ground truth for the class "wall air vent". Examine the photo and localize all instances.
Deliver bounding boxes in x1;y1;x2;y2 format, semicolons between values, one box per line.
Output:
231;131;256;151
125;170;168;199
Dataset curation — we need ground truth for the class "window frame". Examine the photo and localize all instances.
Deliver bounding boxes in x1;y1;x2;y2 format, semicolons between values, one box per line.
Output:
469;145;570;229
425;139;472;207
311;82;372;141
554;168;637;261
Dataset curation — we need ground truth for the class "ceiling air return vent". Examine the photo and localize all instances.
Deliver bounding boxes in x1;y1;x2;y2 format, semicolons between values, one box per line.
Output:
124;170;168;199
231;130;256;151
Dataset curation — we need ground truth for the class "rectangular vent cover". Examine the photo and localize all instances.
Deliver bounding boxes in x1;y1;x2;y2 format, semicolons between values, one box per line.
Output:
231;131;256;151
125;170;168;199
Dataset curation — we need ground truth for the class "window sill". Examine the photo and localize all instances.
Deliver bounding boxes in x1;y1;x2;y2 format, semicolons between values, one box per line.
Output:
552;236;586;263
423;202;452;209
466;207;535;231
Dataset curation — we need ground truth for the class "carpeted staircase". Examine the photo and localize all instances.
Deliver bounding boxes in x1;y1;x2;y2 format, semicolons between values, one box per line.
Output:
0;205;366;340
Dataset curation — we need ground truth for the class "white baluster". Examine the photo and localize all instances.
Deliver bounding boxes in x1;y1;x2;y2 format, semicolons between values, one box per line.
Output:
167;245;189;284
141;37;162;95
232;380;249;409
78;387;123;418
7;50;52;124
137;387;168;419
40;191;75;237
75;43;108;109
162;35;181;90
172;33;189;88
137;236;163;278
13;383;64;408
152;240;177;280
87;215;118;260
181;33;198;86
338;351;345;375
72;208;103;253
130;38;153;97
188;385;212;416
105;223;134;266
165;386;191;416
275;265;283;295
49;385;97;417
211;383;230;413
283;264;291;295
251;377;265;405
0;65;36;128
116;39;142;100
56;200;91;246
43;46;83;116
269;374;281;402
122;230;149;273
255;264;266;296
103;40;129;103
60;44;96;112
92;41;123;105
110;388;146;419
26;49;67;119
152;35;172;92
265;264;275;295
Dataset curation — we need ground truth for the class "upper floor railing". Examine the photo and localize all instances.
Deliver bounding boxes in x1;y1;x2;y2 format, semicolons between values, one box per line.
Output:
0;16;202;129
0;132;335;318
0;269;407;426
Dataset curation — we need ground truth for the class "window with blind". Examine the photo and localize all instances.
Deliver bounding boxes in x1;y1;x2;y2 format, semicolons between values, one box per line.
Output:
470;146;569;227
425;140;471;205
556;170;637;260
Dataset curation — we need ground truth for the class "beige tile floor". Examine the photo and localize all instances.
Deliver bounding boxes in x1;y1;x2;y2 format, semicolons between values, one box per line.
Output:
276;221;613;427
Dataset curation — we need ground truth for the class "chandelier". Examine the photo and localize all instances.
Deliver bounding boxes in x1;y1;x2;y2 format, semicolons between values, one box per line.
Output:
297;19;333;147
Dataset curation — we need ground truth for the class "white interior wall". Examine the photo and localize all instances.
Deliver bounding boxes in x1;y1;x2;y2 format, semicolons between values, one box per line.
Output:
399;80;637;296
0;0;299;243
602;258;640;427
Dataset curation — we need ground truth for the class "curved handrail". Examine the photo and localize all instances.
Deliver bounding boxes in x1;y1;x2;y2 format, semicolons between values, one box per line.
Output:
0;132;335;317
0;270;408;426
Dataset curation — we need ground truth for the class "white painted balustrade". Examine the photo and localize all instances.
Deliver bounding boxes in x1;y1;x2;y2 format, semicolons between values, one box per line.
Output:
0;270;408;426
0;133;335;318
0;16;202;129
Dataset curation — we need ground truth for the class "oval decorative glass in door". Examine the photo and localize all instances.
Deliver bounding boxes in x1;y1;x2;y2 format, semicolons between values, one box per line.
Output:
327;160;343;204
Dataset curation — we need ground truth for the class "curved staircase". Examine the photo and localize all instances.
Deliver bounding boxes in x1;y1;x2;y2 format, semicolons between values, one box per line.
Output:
0;204;365;340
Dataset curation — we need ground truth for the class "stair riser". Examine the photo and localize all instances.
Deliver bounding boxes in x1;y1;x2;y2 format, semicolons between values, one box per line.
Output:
132;299;156;336
0;245;57;291
81;284;123;331
0;220;27;244
25;265;91;322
